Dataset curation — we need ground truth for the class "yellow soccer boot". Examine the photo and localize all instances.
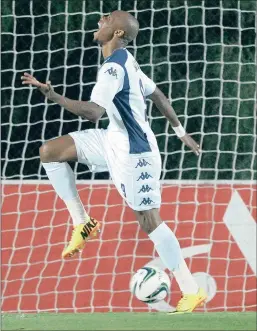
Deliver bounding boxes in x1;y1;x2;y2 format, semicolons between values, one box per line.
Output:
170;288;207;314
62;217;100;258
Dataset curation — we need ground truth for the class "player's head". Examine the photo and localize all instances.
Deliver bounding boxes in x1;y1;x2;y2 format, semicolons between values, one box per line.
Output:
93;10;139;46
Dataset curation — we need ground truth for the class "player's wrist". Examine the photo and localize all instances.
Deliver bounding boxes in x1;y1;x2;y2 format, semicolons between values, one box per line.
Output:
173;123;186;138
38;82;54;98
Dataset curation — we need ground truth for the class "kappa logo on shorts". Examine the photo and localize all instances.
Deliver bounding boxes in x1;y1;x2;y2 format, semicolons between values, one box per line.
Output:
137;172;153;181
135;159;151;168
104;67;118;79
138;185;153;193
139;197;154;206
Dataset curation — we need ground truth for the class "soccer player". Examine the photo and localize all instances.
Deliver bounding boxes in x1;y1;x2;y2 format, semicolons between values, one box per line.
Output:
21;10;207;313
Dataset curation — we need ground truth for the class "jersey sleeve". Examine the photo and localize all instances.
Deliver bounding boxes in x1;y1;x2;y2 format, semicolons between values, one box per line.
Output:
90;62;125;109
140;70;156;97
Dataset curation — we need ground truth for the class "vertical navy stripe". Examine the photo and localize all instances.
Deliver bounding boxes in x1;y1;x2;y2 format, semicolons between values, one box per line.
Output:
105;49;151;154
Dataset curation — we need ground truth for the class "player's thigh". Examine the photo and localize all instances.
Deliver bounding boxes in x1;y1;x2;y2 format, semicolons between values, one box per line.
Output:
69;129;108;172
110;152;162;211
40;135;77;162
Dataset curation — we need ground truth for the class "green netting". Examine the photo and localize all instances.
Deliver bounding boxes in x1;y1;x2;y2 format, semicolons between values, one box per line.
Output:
1;0;256;180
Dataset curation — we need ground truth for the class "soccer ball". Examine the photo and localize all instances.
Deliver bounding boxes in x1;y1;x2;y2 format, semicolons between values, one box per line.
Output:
130;266;171;303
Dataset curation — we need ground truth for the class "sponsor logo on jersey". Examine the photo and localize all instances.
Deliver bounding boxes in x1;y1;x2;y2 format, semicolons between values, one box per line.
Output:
104;67;118;79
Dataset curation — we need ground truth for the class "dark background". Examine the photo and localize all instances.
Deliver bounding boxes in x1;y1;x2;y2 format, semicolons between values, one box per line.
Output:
1;0;256;180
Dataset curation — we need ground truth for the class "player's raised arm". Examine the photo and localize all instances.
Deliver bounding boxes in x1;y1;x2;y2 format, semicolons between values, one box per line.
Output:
21;73;105;123
149;86;201;156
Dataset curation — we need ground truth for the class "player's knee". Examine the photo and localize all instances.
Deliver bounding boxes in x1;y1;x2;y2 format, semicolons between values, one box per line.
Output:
135;209;162;234
39;143;55;163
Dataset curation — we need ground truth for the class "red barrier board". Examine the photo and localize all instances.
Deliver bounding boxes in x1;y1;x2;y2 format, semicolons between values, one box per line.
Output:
2;183;256;312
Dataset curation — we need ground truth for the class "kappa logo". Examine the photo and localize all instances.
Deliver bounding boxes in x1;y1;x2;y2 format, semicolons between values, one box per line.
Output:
137;172;153;181
139;197;154;206
104;67;118;79
80;218;98;240
135;159;151;168
138;185;153;193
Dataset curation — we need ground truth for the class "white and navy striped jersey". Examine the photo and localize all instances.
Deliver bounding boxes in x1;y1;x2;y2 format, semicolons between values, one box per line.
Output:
90;48;159;155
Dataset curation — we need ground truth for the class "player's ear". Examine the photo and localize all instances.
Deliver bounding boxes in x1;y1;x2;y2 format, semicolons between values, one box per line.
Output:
114;30;125;38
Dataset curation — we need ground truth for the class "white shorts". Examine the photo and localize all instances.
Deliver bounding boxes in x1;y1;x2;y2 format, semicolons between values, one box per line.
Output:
69;129;162;211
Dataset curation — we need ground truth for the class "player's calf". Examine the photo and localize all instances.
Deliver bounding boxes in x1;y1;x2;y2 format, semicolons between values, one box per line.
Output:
135;208;182;265
134;208;162;234
135;208;182;271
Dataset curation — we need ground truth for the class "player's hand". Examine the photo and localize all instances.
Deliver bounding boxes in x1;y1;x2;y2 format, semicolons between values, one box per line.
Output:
21;73;53;97
179;134;201;156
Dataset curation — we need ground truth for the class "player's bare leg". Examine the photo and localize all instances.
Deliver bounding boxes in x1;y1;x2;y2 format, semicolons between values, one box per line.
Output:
40;135;100;258
134;208;207;313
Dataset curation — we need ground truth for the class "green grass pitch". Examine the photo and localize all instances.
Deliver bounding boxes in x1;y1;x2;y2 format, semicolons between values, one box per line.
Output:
2;312;256;330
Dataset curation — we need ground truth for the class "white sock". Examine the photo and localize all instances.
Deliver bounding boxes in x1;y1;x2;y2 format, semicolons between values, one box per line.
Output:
149;222;198;294
64;195;89;226
173;259;199;294
42;162;89;226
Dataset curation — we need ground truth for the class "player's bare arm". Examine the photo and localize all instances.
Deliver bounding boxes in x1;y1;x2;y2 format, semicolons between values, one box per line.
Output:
150;87;200;156
21;73;105;123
